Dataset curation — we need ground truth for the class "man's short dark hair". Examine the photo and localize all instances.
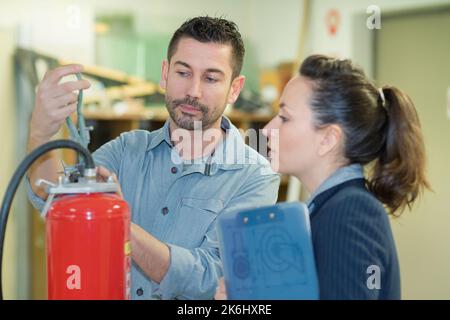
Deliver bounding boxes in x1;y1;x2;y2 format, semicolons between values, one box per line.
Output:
167;16;245;79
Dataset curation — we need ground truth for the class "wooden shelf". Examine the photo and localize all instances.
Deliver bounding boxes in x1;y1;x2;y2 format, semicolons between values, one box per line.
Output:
59;59;146;85
83;83;159;104
226;109;274;123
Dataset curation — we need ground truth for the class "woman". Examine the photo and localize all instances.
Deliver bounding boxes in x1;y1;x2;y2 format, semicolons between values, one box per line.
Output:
216;54;429;299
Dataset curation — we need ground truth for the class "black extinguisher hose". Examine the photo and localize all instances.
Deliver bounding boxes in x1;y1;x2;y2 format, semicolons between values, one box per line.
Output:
0;139;95;300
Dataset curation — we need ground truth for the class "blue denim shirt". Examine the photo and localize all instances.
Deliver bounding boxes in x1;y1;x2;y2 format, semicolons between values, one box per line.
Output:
306;164;365;214
26;116;280;300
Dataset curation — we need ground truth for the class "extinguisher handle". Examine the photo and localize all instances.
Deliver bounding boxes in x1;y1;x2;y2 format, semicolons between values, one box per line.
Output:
41;193;56;219
35;178;57;189
35;178;58;219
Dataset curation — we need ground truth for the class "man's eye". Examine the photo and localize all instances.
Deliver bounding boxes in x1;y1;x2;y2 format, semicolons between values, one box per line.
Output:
176;71;189;77
278;115;288;122
205;77;218;83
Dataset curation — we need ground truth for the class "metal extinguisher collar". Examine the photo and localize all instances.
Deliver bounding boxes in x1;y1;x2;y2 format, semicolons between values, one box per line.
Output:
37;176;119;218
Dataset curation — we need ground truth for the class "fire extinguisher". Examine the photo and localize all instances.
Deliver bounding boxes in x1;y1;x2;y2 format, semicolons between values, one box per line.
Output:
0;139;131;300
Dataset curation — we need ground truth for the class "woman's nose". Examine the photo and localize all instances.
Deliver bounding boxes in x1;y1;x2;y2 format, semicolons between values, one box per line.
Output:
262;118;276;137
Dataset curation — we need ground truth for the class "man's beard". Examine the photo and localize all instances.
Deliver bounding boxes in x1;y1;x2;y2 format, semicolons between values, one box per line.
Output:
166;95;222;130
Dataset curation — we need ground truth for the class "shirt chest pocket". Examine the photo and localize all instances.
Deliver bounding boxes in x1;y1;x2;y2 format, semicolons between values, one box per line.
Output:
172;198;224;248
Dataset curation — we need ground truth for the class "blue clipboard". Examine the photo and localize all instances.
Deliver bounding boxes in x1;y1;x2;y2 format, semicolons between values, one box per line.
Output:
217;202;319;300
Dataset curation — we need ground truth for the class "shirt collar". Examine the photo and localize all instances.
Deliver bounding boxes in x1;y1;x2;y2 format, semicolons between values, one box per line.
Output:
306;163;365;209
146;116;246;175
210;116;246;172
146;120;172;151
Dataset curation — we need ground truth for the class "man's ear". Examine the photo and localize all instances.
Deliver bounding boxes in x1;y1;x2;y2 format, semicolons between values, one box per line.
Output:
227;75;246;104
318;124;343;157
160;60;169;89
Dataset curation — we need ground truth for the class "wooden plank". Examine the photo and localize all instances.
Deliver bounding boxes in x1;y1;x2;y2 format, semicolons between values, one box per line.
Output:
83;83;158;104
59;59;145;84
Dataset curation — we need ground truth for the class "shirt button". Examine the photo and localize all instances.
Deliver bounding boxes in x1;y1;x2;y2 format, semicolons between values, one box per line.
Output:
171;167;178;174
136;288;144;296
162;207;169;215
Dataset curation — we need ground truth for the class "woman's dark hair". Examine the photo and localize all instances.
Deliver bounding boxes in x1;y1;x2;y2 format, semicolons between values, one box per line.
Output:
167;16;245;79
300;54;430;216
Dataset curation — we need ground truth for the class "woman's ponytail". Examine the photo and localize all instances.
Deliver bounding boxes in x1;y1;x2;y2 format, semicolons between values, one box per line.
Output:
368;86;430;215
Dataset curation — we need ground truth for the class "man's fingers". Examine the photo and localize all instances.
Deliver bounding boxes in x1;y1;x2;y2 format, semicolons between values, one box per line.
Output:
214;278;227;300
96;166;112;180
52;80;91;99
52;92;79;109
218;278;225;292
112;173;124;198
43;64;83;86
51;102;78;122
95;167;123;198
96;166;111;176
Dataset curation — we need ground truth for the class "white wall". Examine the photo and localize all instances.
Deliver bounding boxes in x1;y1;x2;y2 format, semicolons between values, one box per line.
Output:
307;0;450;66
0;1;94;63
247;0;303;68
91;0;303;68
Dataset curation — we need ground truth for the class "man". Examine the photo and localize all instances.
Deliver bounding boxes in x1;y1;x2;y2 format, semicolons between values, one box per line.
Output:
27;16;280;299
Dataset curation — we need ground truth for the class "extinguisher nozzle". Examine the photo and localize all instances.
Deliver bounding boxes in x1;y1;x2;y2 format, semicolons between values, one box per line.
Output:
84;168;96;179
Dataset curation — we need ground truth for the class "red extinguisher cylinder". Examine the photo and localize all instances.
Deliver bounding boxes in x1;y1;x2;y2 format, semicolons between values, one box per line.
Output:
46;193;131;300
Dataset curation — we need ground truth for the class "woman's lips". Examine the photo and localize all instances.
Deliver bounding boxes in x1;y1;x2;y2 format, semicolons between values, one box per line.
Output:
267;147;276;159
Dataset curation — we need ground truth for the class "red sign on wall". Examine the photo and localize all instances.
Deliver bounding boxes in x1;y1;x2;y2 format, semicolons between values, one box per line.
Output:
326;9;341;36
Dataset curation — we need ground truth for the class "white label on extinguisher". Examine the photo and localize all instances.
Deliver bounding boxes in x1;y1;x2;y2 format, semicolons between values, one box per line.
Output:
66;265;81;290
126;268;131;300
125;241;131;299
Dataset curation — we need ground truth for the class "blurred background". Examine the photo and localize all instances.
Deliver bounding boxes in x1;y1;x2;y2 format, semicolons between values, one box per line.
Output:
0;0;449;299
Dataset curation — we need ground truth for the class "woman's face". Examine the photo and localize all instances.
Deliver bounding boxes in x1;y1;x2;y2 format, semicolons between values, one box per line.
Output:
263;76;323;177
